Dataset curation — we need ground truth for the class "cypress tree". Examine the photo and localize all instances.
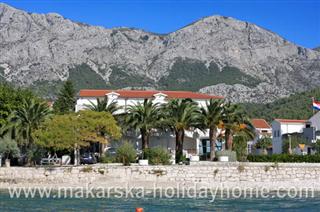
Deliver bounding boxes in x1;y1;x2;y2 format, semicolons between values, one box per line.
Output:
53;81;76;114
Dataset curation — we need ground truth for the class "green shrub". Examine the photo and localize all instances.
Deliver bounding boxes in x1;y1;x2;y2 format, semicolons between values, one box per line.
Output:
233;136;248;162
116;142;137;166
247;154;320;163
143;147;171;165
0;134;20;159
99;154;116;163
215;151;237;162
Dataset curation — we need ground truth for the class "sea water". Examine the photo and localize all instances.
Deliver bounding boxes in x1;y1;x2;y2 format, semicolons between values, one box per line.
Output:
0;191;320;211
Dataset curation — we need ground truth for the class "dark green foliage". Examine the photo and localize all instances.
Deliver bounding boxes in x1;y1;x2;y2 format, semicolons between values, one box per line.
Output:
247;154;320;163
125;99;163;150
107;66;154;89
255;136;272;154
99;153;116;163
29;80;63;99
163;98;203;163
255;137;272;149
159;58;260;91
200;99;224;160
0;133;20;159
68;64;106;91
85;97;120;115
0;83;35;127
241;87;320;122
314;47;320;52
116;142;137;166
143;147;171;165
53;81;76;114
7;98;51;149
0;67;5;83
312;140;320;153
282;135;307;154
233;136;248;162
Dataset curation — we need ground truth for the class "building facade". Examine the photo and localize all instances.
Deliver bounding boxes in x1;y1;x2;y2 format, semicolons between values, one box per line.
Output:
76;89;224;159
272;119;306;154
248;119;272;154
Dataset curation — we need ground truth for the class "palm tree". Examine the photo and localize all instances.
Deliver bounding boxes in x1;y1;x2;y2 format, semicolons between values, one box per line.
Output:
222;103;253;150
163;99;202;163
200;99;224;160
7;98;51;148
125;99;163;150
85;96;120;115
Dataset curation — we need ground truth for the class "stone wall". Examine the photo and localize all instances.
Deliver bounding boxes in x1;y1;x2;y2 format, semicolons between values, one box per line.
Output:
1;162;320;190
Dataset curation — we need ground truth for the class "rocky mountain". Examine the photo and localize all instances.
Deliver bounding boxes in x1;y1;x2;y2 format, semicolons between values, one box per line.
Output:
0;3;319;102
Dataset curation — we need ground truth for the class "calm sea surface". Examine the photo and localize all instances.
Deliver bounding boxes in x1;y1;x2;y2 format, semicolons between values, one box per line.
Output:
0;190;320;211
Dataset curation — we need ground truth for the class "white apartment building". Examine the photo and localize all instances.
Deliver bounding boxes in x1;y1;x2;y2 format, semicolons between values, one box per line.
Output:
76;89;224;158
272;119;306;154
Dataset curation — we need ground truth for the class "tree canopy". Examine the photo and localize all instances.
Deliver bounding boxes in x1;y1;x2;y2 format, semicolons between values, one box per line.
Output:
33;110;121;151
53;80;76;114
241;87;320;122
0;83;35;127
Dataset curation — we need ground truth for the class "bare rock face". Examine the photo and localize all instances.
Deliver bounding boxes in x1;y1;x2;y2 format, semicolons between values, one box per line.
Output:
0;3;319;102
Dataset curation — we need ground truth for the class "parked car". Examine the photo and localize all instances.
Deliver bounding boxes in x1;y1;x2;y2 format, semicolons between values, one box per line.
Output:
80;153;97;164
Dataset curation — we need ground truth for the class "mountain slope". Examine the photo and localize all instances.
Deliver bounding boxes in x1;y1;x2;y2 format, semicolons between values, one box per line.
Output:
241;87;320;122
0;3;319;102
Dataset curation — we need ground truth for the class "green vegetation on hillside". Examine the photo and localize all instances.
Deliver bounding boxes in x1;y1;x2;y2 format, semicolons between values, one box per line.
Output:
0;67;5;83
241;88;320;122
107;66;154;89
314;47;320;52
30;80;63;98
158;58;261;91
68;64;107;91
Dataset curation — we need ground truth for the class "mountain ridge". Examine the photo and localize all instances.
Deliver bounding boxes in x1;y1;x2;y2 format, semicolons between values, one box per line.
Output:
0;3;319;102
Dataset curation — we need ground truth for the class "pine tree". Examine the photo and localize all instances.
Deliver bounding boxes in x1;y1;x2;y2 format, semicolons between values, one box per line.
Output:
53;81;76;114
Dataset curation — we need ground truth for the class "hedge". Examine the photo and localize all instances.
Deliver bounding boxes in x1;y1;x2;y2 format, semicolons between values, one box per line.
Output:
247;154;320;163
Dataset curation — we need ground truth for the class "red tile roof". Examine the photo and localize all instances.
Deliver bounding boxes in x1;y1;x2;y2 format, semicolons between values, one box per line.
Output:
275;119;307;124
79;89;223;99
251;119;271;129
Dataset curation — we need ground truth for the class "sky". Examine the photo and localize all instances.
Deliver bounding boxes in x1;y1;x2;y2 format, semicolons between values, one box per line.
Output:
1;0;320;48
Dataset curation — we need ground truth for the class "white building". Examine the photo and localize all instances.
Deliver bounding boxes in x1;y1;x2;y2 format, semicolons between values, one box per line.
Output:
248;119;272;154
272;119;306;154
76;89;223;158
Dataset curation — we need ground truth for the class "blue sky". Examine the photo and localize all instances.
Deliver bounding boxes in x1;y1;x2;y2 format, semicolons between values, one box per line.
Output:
2;0;320;48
